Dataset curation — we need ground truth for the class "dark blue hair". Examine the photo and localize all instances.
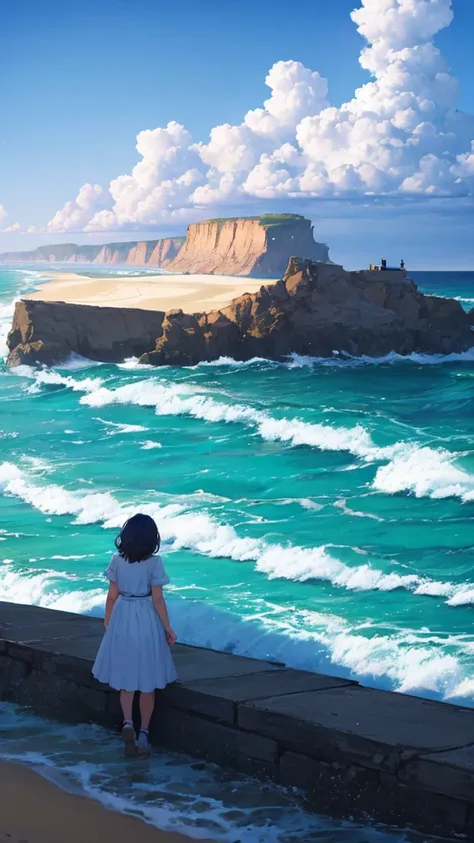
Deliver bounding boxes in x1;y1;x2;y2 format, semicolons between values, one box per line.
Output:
115;513;160;563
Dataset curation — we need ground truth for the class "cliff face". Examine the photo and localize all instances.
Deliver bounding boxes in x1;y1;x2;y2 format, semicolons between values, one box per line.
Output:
166;215;329;277
7;299;165;367
0;215;328;277
7;259;474;368
0;238;185;268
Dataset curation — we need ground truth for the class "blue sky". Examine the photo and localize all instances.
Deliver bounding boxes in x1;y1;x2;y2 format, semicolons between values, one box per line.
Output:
1;0;474;268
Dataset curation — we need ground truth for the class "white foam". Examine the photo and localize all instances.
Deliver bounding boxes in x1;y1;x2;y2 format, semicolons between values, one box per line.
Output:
79;379;402;462
191;356;270;369
117;357;145;370
454;296;474;306
0;704;399;843
0;565;104;614
96;418;148;434
286;349;474;367
373;446;474;501
140;440;162;450
1;460;472;607
22;369;104;394
3;560;472;705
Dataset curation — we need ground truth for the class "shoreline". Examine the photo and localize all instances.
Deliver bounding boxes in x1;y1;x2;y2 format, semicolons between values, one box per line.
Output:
23;269;276;314
0;760;208;843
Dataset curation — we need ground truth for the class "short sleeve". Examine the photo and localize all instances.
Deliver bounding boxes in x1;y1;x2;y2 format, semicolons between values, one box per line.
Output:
105;554;118;582
151;555;170;586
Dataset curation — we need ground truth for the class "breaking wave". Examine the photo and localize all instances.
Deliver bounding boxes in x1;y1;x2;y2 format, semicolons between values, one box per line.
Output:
372;446;474;502
78;379;402;461
1;460;473;605
1;561;473;704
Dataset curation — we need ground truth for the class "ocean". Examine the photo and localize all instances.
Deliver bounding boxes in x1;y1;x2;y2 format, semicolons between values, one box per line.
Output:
1;265;474;840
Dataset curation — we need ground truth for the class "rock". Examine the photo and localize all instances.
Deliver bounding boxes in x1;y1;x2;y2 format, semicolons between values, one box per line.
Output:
7;299;166;367
7;259;474;368
166;215;329;277
0;214;328;277
7;340;64;367
147;258;473;365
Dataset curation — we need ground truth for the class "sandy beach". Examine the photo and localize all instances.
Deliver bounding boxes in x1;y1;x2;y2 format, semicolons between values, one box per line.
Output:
0;761;209;843
25;270;275;313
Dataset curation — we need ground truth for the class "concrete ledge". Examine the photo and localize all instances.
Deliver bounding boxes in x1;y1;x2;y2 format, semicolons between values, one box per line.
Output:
1;601;473;839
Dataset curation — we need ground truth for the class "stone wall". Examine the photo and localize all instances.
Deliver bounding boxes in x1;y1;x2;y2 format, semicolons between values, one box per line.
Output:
1;601;473;839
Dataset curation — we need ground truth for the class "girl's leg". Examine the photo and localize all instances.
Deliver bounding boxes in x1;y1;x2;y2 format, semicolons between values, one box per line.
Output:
120;690;136;756
139;691;155;731
120;690;134;723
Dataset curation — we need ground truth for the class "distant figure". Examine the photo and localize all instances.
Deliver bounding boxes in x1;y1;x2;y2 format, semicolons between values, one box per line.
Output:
93;514;177;757
381;257;387;270
400;259;405;270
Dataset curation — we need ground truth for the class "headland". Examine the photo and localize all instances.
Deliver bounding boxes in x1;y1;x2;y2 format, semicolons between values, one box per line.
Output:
6;257;474;367
0;213;329;278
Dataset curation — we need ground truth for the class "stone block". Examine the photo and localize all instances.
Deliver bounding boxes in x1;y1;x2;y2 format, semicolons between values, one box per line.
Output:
0;654;28;698
239;686;474;774
26;635;103;661
153;707;279;772
172;644;280;684
163;669;351;724
379;772;469;837
280;751;380;818
7;643;34;662
401;744;474;801
12;668;108;724
33;650;93;688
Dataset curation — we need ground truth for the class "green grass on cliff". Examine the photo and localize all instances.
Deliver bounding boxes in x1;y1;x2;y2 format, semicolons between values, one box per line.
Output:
205;213;305;227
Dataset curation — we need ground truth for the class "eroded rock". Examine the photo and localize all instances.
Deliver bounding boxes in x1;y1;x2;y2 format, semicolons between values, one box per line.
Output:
7;259;474;368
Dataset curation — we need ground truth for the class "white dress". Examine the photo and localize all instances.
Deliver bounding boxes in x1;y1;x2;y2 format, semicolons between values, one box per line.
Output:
92;553;178;693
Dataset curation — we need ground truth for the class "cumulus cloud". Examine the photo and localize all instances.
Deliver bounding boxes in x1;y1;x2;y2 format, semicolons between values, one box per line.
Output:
45;0;474;232
46;183;106;233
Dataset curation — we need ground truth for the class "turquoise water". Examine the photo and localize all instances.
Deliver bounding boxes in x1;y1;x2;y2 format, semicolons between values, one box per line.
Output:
1;266;474;709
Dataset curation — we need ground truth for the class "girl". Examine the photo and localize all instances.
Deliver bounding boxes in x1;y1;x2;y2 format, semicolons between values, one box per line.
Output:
93;513;177;757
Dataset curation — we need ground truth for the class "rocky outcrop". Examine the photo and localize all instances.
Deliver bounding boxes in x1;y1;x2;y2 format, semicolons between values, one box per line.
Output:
0;238;185;268
166;215;329;277
138;260;474;366
7;299;165;367
7;259;474;368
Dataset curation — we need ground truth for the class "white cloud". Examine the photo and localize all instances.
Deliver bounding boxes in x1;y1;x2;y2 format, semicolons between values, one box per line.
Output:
0;206;22;233
46;184;106;233
244;60;328;138
45;0;474;232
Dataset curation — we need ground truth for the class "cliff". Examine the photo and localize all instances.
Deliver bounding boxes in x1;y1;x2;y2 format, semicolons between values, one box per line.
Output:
0;238;185;268
166;214;329;277
7;299;165;366
0;215;329;277
7;259;474;368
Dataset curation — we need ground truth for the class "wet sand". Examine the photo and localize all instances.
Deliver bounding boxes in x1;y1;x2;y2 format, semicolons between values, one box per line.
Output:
0;761;209;843
25;270;275;314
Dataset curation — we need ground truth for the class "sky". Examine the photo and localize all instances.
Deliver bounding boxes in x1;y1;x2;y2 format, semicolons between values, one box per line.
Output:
1;0;474;268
